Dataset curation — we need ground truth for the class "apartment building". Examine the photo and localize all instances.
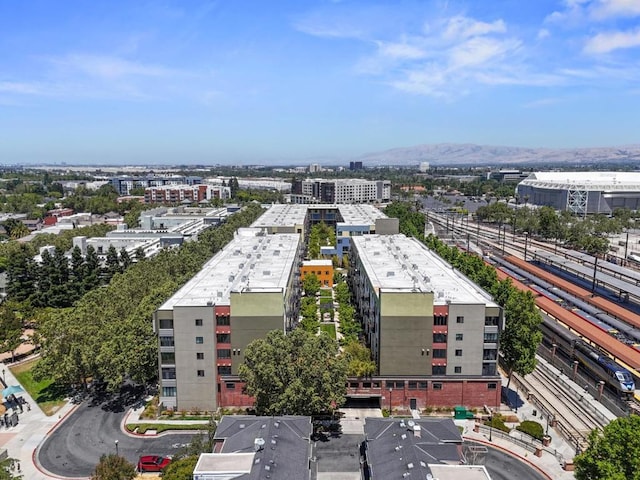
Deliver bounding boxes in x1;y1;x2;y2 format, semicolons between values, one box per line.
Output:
144;184;231;204
349;234;502;408
300;259;333;287
154;228;302;411
110;175;202;195
290;179;391;204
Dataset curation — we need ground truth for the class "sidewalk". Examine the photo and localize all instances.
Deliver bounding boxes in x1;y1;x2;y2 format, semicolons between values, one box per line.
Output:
0;360;78;480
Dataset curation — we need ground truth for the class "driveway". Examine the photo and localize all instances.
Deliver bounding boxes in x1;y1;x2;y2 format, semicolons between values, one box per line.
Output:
37;386;200;477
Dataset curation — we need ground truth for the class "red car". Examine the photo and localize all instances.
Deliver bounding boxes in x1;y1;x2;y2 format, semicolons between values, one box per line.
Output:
137;455;171;472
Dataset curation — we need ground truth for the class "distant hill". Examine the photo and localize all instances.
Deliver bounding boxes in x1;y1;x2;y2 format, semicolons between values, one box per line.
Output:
354;143;640;167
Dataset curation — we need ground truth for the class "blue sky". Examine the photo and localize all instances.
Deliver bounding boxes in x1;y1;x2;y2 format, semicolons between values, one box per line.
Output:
1;0;640;165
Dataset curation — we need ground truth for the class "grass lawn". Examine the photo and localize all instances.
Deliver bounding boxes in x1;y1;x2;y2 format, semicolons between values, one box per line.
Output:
10;358;68;416
319;323;336;339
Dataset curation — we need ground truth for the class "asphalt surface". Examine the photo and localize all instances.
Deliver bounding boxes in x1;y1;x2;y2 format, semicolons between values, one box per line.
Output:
37;387;200;477
469;442;548;480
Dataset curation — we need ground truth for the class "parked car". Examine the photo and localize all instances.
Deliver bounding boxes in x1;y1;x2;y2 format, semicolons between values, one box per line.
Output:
137;455;171;472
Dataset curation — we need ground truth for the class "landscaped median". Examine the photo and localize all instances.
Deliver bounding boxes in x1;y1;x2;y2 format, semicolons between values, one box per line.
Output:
126;423;208;434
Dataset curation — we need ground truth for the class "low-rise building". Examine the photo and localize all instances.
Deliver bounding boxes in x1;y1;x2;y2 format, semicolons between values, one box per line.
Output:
300;259;333;288
144;184;230;204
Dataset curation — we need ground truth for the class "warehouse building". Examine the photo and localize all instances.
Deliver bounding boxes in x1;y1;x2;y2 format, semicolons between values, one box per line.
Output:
154;228;302;411
349;234;502;409
516;171;640;215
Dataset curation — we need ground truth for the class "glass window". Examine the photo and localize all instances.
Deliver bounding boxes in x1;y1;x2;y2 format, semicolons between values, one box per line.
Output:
195;336;204;344
408;381;418;390
196;352;204;360
432;366;446;375
432;382;443;390
434;315;448;326
159;318;174;329
216;333;230;343
217;366;232;375
195;319;203;326
160;352;175;364
372;382;380;388
482;363;497;375
433;333;447;343
226;382;236;389
197;370;205;377
455;333;463;341
484;332;498;342
349;382;359;388
454;366;462;373
455;349;462;357
217;349;231;359
483;349;497;360
216;315;230;326
433;349;447;358
456;316;464;324
488;382;497;390
162;387;176;397
159;336;174;347
418;382;428;389
485;316;499;326
363;382;372;388
161;367;176;379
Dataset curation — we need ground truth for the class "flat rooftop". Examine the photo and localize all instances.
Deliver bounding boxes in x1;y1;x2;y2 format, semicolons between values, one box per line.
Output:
337;204;387;225
352;235;497;306
251;204;308;228
159;228;299;309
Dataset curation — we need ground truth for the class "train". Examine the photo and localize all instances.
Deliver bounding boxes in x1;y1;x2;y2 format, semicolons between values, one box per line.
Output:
540;319;636;398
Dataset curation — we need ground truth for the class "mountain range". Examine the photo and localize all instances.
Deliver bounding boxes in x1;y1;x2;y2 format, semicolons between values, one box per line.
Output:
354;143;640;167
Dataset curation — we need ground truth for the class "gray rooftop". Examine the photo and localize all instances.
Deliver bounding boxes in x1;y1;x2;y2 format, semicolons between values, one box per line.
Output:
364;418;464;480
194;415;312;480
352;235;498;306
251;203;387;229
159;229;299;309
336;204;387;226
251;204;308;228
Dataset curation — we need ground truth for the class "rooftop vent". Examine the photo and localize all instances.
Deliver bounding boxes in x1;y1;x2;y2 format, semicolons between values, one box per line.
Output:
386;271;395;277
413;425;421;438
254;437;265;451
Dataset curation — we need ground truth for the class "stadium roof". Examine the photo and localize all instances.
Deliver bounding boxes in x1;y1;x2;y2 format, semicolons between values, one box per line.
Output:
519;172;640;191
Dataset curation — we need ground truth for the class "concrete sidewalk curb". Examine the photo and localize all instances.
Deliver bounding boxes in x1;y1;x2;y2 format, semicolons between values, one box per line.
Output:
463;435;554;480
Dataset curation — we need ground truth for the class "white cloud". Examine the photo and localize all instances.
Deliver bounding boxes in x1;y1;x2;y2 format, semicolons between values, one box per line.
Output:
0;81;46;95
584;28;640;53
537;29;550;39
48;54;179;79
443;16;506;40
377;41;426;59
591;0;640;19
449;37;519;69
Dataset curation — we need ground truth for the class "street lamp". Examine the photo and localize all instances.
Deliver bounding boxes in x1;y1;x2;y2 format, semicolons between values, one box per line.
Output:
114;439;119;456
489;411;493;442
388;387;392;418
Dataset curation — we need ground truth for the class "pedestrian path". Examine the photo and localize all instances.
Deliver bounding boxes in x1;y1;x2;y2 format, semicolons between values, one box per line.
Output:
0;360;78;480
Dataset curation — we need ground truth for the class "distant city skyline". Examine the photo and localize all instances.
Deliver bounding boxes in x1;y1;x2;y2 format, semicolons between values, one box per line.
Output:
1;0;640;165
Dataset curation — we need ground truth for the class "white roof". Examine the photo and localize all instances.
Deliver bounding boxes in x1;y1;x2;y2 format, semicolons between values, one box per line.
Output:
251;204;387;229
352;235;497;306
519;171;640;191
303;259;332;267
159;229;299;309
337;204;387;225
251;204;308;228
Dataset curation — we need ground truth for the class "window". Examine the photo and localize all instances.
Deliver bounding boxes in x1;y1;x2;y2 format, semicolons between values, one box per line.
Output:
385;381;404;389
217;349;231;359
159;318;174;329
454;366;462;374
455;333;463;341
485;316;499;326
433;349;447;358
195;336;204;344
488;382;498;390
372;382;380;388
216;333;231;343
226;382;236;390
484;332;498;342
482;363;497;375
217;366;232;375
433;333;447;343
483;349;497;360
216;315;230;326
195;318;203;326
418;382;428;389
197;370;205;377
408;381;418;390
160;352;175;364
432;366;446;375
434;315;448;326
161;367;176;379
349;382;359;388
196;352;204;360
162;387;176;397
159;336;174;347
455;349;463;357
456;316;464;324
432;382;443;390
363;382;372;388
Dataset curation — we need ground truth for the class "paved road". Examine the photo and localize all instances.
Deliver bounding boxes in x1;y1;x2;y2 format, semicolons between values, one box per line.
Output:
467;442;548;480
37;388;200;477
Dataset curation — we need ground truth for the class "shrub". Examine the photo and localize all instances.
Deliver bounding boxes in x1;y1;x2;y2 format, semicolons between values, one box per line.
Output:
516;420;544;441
484;414;510;433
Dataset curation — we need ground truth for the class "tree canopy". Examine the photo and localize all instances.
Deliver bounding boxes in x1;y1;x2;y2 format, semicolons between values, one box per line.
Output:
239;329;347;416
575;416;640;480
90;454;136;480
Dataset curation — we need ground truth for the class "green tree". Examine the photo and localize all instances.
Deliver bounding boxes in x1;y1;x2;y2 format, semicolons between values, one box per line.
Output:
0;456;22;480
103;245;121;282
83;245;101;292
239;329;347;416
161;456;198;480
90;454;137;480
119;248;132;271
342;340;376;377
0;302;22;363
70;246;85;301
575;416;640;480
6;244;37;303
499;290;542;392
302;273;321;297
